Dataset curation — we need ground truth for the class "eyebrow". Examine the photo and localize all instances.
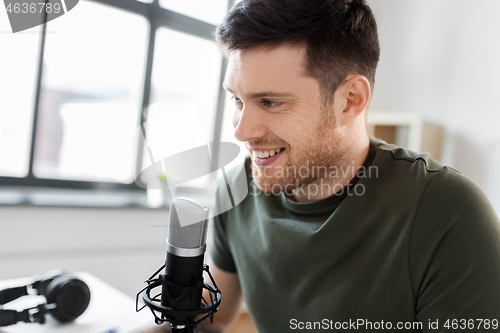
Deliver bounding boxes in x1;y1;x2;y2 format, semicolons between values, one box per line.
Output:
223;84;294;99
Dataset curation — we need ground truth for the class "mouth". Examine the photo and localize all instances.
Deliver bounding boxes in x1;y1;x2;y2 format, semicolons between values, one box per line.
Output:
251;148;286;167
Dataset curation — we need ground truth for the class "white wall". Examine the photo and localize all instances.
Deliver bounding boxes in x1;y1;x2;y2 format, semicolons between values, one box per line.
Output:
0;206;168;297
367;0;500;214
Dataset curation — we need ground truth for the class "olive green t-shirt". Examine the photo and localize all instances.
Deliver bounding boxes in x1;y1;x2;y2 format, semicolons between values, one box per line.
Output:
211;139;500;332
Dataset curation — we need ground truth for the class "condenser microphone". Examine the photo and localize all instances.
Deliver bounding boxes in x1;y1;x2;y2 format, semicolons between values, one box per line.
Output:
136;197;221;332
162;198;208;332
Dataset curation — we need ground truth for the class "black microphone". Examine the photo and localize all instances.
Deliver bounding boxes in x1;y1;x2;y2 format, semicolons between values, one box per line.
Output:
162;197;209;332
136;197;221;332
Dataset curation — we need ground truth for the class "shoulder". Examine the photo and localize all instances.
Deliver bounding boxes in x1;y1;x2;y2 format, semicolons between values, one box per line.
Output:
420;165;495;215
411;165;500;247
366;138;491;204
370;137;445;174
373;140;500;318
370;137;499;231
407;168;500;320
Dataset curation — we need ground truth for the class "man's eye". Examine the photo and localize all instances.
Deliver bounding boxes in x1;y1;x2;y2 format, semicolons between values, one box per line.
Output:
263;100;280;108
232;96;242;105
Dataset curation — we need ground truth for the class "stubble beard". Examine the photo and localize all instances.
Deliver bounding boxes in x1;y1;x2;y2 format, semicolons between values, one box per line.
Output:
251;110;348;194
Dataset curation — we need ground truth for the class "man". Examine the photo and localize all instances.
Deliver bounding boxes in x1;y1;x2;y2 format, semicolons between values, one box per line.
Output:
141;0;500;332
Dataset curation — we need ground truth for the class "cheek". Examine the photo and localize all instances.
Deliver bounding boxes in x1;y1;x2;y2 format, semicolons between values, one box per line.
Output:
232;109;241;128
267;117;293;141
273;116;315;146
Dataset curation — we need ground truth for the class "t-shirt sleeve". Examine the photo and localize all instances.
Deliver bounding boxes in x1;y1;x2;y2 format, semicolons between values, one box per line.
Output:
410;167;500;331
210;182;238;273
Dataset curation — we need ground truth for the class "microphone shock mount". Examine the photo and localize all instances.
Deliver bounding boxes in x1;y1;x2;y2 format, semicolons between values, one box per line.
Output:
136;264;221;332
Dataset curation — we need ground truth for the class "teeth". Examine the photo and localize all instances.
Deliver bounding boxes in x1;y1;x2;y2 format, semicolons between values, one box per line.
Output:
254;148;284;159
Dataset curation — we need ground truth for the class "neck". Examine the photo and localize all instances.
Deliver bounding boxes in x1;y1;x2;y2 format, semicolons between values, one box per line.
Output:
290;134;370;203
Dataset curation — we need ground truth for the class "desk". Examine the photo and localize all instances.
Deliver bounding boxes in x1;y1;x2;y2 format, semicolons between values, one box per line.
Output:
0;272;152;333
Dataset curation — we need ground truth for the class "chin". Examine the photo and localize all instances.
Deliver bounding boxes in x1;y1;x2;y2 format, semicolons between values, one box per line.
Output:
253;172;295;194
254;179;284;194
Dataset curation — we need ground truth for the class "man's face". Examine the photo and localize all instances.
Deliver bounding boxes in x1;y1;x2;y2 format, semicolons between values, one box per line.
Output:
223;45;347;194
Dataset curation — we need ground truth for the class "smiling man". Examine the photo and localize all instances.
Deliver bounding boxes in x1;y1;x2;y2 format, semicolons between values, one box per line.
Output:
205;0;500;332
138;0;500;332
223;45;369;202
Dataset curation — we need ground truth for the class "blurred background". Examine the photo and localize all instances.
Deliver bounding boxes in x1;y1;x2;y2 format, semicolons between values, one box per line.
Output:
0;0;499;324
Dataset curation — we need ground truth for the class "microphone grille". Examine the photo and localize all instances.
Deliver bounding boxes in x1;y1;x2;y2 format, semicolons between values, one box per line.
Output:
167;198;209;249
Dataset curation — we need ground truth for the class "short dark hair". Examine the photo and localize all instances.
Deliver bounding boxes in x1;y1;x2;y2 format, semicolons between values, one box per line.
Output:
215;0;380;103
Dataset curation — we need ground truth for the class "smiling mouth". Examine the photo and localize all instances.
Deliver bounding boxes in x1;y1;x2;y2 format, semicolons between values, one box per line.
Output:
252;148;286;159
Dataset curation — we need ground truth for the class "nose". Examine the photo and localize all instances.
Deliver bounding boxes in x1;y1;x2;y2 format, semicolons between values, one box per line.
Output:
233;106;267;143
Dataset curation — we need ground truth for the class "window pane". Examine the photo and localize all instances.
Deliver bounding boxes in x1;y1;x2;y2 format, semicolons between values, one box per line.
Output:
142;27;222;188
33;1;149;183
0;13;40;178
160;0;228;25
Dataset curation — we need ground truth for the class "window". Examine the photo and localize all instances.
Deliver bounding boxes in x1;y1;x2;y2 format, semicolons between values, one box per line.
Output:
35;1;148;183
143;27;222;188
159;0;228;25
0;17;40;178
0;0;231;206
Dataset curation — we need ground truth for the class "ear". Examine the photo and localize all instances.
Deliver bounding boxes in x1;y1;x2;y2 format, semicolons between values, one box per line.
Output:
336;75;371;127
